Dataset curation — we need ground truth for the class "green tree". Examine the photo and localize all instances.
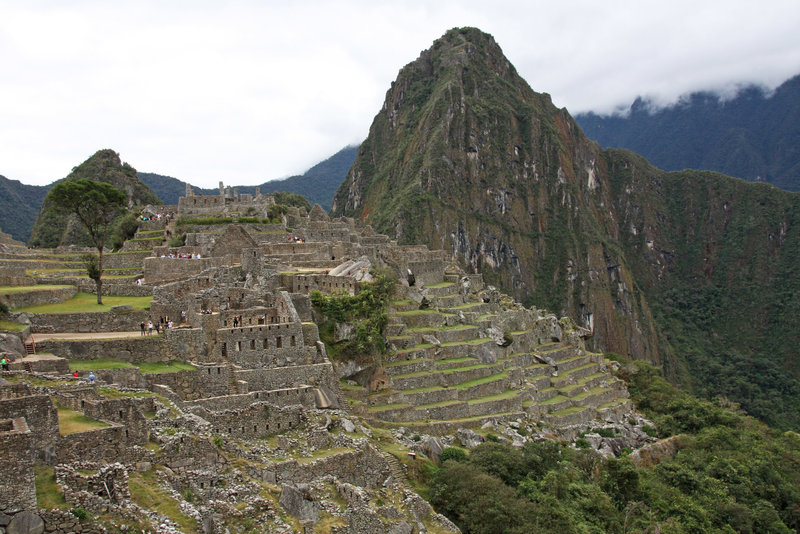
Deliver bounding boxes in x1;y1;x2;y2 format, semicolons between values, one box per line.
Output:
48;179;127;304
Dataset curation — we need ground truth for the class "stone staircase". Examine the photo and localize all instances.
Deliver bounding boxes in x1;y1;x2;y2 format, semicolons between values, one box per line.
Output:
358;275;632;433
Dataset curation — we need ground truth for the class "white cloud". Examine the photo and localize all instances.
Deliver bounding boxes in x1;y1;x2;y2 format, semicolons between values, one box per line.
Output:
2;0;799;187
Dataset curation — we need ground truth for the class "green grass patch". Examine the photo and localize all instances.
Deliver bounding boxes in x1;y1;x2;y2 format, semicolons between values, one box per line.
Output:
453;371;508;389
423;282;455;289
56;405;110;435
395;309;440;316
129;469;197;533
439;337;492;347
367;403;411;412
35;466;68;509
540;394;569;405
0;320;27;331
467;389;518;404
549;406;587;416
97;387;154;399
136;361;195;374
69;358;136;371
14;292;152;313
416;399;462;409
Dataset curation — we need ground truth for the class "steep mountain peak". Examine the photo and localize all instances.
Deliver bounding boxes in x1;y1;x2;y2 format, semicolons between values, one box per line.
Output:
29;149;161;248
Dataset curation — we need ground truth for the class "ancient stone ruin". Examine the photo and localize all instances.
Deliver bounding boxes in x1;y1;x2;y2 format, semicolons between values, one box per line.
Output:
0;186;652;532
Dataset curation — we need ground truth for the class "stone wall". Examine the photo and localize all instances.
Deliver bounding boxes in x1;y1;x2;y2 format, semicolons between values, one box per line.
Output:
58;423;129;463
2;286;77;309
143;256;227;284
205;403;305;439
188;385;317;412
218;322;311;367
0;417;36;514
36;337;172;363
0;394;59;463
20;310;149;334
158;433;228;473
55;390;148;445
273;446;389;488
234;362;340;396
291;274;359;295
104;251;153;269
145;366;230;401
55;462;130;513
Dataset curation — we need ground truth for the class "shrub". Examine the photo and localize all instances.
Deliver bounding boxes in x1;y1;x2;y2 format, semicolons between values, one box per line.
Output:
212;434;223;448
439;447;467;464
70;507;88;520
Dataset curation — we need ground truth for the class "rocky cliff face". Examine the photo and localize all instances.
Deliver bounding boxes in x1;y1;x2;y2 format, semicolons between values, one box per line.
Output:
331;27;661;364
332;27;800;428
29;149;161;248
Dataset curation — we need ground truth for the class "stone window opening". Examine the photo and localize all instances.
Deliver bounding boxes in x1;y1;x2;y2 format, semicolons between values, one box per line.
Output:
222;343;227;357
263;339;268;349
290;335;296;347
237;341;242;351
217;367;221;374
119;410;123;418
276;337;282;348
250;339;256;350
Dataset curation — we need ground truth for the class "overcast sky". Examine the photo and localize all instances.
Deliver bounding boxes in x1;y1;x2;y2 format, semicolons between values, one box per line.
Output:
3;0;800;188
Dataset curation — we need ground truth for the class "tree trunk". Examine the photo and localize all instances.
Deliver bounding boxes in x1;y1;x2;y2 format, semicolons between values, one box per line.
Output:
96;251;103;305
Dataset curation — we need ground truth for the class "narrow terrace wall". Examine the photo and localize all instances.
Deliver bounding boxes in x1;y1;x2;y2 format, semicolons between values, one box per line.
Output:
0;417;36;514
21;311;149;333
57;423;129;463
2;286;77;308
35;337;172;363
145;367;230;401
205;403;305;439
143;256;227;284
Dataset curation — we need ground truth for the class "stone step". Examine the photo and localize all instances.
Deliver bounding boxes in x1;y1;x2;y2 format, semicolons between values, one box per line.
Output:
384;323;407;337
534;344;580;363
421;282;458;298
440;302;492;316
434;356;480;371
538;394;572;413
385;344;437;364
392;309;449;329
382;358;434;376
389;300;418;313
386;335;416;350
433;293;465;308
523;362;551;378
406;324;481;344
545;406;596;427
436;338;495;360
557;354;591;372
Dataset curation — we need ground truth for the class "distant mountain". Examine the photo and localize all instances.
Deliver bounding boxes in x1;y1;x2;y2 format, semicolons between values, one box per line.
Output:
575;74;800;191
139;145;357;209
29;149;162;248
0;176;50;243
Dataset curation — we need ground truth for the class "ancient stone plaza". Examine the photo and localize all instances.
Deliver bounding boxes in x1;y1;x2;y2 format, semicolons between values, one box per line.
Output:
0;186;652;533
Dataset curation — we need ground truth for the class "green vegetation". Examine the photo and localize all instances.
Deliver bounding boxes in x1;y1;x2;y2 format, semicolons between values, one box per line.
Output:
56;404;110;434
69;358;135;371
0;284;75;294
311;270;396;362
14;292;152;313
427;360;800;533
45;178;128;304
35;466;68;509
129;469;198;533
0;320;26;331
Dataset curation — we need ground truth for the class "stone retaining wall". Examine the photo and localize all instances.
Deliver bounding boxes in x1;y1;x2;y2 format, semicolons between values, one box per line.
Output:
0;417;36;514
272;446;389;488
143;256;227;284
21;310;149;334
36;337;172;363
2;286;77;309
206;403;304;439
58;423;128;463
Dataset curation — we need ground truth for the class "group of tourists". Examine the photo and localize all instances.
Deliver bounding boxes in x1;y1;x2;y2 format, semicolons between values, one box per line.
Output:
140;315;177;335
159;252;202;259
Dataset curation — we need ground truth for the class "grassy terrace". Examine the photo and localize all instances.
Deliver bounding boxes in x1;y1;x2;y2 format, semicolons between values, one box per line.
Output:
14;292;152;313
0;284;75;294
0;320;27;331
422;282;455;289
69;358;195;374
406;324;476;332
394;309;441;316
367;403;411;413
394;343;434;355
56;404;110;434
439;337;491;347
467;389;518;404
540;393;569;405
549;405;589;416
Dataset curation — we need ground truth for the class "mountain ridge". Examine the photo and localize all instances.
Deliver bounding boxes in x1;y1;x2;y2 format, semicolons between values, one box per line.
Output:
575;74;800;191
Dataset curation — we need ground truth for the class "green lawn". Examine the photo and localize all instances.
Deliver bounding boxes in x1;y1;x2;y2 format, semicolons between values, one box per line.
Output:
0;320;27;331
136;361;196;374
69;358;195;374
14;292;152;313
56;405;109;435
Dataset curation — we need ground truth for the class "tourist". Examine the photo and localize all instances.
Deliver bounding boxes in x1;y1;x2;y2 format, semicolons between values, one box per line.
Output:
73;371;79;378
88;372;95;384
0;357;8;371
140;322;146;336
147;321;153;335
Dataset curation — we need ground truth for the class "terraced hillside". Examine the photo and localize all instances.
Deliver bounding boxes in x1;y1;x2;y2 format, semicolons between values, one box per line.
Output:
344;270;633;434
